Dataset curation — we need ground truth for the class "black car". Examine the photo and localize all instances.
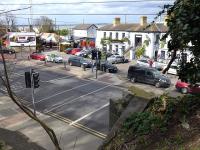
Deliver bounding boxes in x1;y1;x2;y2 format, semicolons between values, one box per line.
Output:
96;61;118;73
0;48;16;54
68;56;92;68
127;65;171;88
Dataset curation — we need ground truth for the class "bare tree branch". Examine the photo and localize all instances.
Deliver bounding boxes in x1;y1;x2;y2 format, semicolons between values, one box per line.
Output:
0;52;62;150
162;49;177;74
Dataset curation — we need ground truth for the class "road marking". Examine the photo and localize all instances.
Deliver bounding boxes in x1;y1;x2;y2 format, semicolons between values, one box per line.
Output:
41;75;74;82
44;85;111;113
47;112;107;139
70;103;109;126
27;82;94;106
42;96;74;112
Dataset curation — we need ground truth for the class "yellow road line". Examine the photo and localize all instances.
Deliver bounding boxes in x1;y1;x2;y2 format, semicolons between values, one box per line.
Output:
47;112;107;139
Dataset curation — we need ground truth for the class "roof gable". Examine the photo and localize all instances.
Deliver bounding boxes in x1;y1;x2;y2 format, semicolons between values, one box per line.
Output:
73;24;98;30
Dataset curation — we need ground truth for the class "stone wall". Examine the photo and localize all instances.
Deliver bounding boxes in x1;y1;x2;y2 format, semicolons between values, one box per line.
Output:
99;92;149;150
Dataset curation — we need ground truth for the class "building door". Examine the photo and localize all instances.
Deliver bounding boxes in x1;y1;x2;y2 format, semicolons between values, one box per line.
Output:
135;35;142;47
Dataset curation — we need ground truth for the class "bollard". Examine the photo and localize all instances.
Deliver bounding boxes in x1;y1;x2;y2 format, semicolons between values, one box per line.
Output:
44;58;47;65
64;61;67;70
82;64;86;71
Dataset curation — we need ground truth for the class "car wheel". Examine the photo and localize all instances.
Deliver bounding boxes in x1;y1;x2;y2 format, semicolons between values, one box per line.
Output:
155;82;160;88
130;77;136;83
181;88;188;94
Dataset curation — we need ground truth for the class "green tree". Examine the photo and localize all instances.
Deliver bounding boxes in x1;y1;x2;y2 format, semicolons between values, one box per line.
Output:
56;29;69;36
161;0;200;84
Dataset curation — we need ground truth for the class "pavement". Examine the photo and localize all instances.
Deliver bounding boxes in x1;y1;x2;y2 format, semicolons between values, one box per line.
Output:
0;95;103;150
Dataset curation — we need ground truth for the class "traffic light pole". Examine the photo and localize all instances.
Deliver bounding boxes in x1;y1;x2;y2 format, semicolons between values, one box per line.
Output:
96;57;97;79
92;60;94;73
30;69;36;116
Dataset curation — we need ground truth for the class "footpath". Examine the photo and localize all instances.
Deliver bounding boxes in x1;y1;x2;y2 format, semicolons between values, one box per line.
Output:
0;94;103;150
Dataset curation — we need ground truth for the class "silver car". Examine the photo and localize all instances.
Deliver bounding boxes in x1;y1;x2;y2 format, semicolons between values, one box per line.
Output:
107;55;125;64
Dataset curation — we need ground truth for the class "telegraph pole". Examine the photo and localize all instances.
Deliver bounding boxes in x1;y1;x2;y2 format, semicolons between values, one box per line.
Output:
29;0;33;31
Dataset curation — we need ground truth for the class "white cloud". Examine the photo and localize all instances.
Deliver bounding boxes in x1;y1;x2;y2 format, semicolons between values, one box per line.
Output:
0;0;175;24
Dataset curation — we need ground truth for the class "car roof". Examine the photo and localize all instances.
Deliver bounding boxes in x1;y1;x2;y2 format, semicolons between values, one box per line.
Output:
129;65;157;71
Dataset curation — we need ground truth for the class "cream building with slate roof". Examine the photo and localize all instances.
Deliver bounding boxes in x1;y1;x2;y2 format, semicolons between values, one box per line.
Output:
96;16;168;60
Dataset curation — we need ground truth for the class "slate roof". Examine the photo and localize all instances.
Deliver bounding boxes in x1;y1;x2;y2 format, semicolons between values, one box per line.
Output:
73;24;98;30
98;23;168;33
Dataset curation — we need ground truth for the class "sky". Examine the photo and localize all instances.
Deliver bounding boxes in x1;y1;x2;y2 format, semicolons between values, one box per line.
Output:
0;0;175;26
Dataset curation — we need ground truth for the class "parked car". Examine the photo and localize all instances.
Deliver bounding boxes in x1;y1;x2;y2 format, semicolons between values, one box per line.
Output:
75;50;90;57
30;52;46;61
100;61;118;73
65;48;73;54
127;65;171;88
68;56;92;67
175;81;200;94
46;54;63;63
137;59;164;71
0;48;16;54
137;59;151;67
163;64;178;75
107;55;128;64
70;48;81;55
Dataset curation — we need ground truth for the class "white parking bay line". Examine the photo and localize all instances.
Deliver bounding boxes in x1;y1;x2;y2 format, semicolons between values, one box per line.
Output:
70;103;109;126
27;82;93;106
44;85;111;114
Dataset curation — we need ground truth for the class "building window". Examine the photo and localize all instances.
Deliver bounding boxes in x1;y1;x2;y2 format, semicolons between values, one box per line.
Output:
135;35;142;47
109;32;112;39
155;34;160;44
121;46;125;55
122;33;125;38
103;44;107;51
116;32;118;39
104;32;106;38
161;51;165;59
115;45;118;53
109;45;112;52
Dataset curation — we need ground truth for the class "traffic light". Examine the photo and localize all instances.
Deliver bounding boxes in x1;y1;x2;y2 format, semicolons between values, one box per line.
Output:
33;72;40;88
97;51;101;60
92;50;97;60
25;72;31;88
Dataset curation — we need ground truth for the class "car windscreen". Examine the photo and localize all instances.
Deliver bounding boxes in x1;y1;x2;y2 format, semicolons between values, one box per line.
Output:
153;70;162;76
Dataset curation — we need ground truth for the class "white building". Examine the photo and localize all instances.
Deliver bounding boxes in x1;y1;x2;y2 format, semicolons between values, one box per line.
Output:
96;16;168;59
73;24;98;39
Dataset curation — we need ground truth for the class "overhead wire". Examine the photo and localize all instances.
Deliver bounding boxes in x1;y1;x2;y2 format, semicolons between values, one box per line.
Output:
0;0;175;5
10;13;165;16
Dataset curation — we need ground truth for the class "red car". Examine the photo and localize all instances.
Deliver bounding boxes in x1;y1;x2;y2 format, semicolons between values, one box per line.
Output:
65;48;73;54
175;81;200;94
30;52;46;61
70;48;81;55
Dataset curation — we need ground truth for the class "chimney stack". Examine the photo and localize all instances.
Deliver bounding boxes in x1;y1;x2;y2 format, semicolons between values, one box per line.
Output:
113;17;120;26
140;16;147;26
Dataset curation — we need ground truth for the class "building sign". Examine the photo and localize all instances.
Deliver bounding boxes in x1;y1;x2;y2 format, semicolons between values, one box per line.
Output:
8;32;36;47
